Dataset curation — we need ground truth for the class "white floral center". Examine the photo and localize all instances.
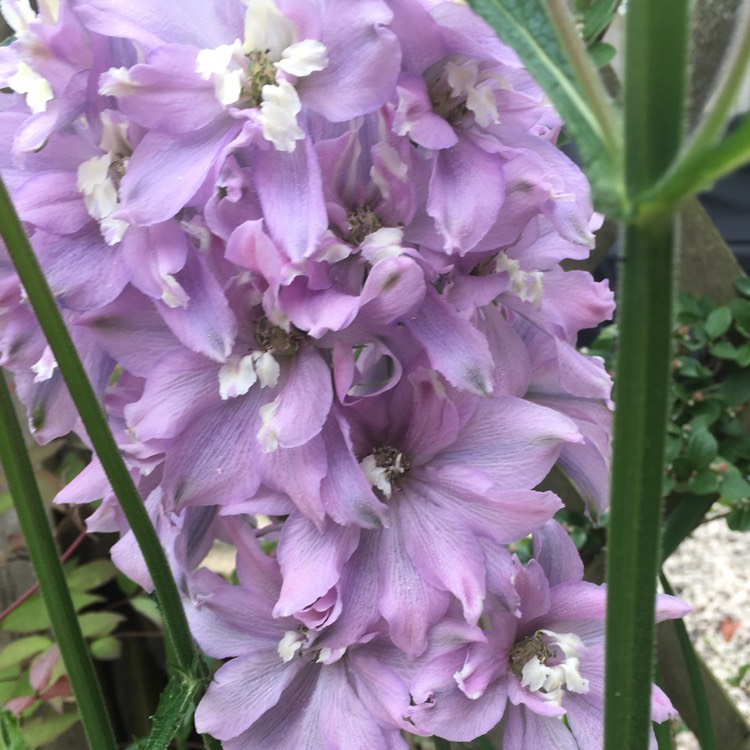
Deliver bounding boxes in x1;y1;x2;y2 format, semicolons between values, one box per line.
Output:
495;252;544;308
360;446;409;500
7;61;53;114
76;111;132;246
194;0;327;152
218;351;280;400
514;630;589;705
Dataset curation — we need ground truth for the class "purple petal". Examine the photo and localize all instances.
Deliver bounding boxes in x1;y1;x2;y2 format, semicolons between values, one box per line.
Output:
377;523;449;657
156;248;237;362
399;490;485;624
433;395;581;490
124;350;221;441
14;171;91;234
532;520;584;587
274;513;360;617
118;118;232;225
503;704;578;750
195;651;305;741
163;392;265;508
250;138;327;264
405;287;494;396
299;0;402;121
319;412;389;529
110;44;223;132
427;137;505;253
74;0;244;51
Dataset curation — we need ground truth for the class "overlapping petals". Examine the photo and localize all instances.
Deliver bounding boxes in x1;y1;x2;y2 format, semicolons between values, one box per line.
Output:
0;0;647;747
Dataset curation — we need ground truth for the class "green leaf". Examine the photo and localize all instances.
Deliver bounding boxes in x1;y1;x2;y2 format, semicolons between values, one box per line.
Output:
0;637;53;671
729;297;750;337
0;593;103;634
467;0;621;211
709;341;738;360
688;469;720;495
89;637;122;661
77;612;125;639
589;41;616;68
21;712;80;749
704;306;732;339
726;505;750;531
685;428;718;470
0;708;30;750
737;343;750;368
130;596;163;627
143;670;201;750
65;560;118;593
720;469;750;501
582;0;620;40
0;492;12;515
662;494;716;562
735;277;750;299
719;370;750;405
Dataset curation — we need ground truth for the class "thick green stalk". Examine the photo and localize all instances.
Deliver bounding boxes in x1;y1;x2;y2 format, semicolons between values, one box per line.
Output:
0;372;117;750
604;1;689;747
604;214;676;750
624;0;690;194
0;176;195;674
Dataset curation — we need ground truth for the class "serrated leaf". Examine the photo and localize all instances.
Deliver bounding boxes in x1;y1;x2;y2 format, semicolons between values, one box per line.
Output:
65;560;118;593
77;612;124;639
685;428;718;470
143;671;201;750
0;637;53;671
467;0;619;210
19;711;80;749
89;636;122;661
704;306;732;339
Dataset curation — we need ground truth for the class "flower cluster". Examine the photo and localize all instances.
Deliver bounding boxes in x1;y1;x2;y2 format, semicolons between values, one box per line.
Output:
0;0;685;746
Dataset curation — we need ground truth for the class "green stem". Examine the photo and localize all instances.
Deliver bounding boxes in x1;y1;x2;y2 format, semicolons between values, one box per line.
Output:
676;4;750;166
0;175;195;674
659;572;716;750
544;0;621;154
624;0;690;193
604;213;676;750
0;372;117;750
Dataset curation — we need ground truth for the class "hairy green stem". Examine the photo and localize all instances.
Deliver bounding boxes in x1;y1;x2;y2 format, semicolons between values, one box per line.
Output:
0;175;196;675
0;372;117;750
604;214;676;750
